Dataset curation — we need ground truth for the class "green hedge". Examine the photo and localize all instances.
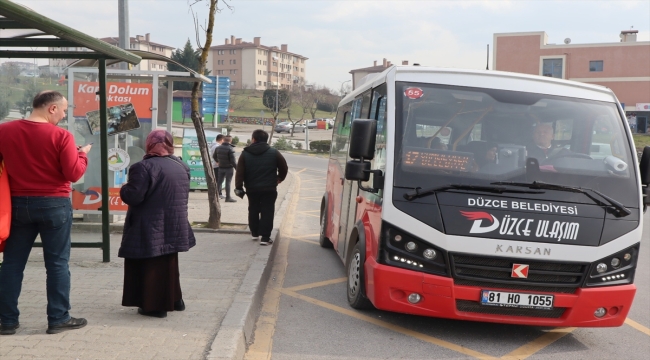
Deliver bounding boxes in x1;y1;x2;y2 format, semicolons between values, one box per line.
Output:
309;140;331;153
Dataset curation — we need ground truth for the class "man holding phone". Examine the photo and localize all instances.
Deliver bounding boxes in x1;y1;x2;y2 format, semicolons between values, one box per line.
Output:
0;91;91;335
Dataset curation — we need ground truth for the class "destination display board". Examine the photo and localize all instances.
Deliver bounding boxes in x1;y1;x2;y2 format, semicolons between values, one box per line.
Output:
403;147;473;172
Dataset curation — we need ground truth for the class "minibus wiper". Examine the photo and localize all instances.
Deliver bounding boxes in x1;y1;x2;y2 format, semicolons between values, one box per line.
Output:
403;184;544;201
491;181;632;218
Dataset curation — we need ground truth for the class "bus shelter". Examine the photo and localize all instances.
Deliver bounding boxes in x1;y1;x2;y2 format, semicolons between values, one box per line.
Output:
0;0;210;262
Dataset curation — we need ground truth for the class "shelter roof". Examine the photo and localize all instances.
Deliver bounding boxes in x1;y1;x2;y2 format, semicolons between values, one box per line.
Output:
0;0;141;64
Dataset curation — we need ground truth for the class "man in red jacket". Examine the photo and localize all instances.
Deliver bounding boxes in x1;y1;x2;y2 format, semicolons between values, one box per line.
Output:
0;91;91;335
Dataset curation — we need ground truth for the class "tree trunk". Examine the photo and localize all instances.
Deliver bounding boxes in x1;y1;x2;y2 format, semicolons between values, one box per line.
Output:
190;0;221;229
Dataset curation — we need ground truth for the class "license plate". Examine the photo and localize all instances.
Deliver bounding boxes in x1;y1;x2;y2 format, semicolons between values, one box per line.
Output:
480;290;554;310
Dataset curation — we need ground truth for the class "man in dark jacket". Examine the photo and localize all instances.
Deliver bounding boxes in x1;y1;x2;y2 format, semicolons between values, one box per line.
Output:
214;135;237;202
235;130;288;245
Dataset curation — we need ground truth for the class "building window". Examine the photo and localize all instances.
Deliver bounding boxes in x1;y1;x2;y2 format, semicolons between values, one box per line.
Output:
231;81;236;87
229;49;236;55
230;69;237;74
273;62;277;67
263;61;267;65
300;68;304;72
589;60;603;72
217;70;224;75
542;58;563;78
263;71;267;75
259;81;262;86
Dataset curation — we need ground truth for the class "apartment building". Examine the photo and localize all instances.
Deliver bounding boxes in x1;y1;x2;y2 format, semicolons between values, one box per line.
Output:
101;34;174;71
48;33;174;73
493;30;650;132
207;35;308;90
349;59;412;90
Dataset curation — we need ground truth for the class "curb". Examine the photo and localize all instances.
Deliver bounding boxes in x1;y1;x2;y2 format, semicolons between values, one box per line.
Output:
205;172;296;360
71;223;251;235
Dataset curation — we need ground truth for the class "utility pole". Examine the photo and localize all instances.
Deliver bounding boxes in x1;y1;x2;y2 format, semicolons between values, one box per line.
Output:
118;0;130;70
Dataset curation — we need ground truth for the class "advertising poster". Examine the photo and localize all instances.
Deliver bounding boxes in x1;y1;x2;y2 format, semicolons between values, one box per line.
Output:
72;187;128;212
182;129;220;190
73;81;153;121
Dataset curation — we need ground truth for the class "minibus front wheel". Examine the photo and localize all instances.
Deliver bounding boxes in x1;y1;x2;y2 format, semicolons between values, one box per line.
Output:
347;241;373;309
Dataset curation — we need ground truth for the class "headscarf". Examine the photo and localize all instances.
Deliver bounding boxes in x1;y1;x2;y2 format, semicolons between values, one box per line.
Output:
144;130;174;159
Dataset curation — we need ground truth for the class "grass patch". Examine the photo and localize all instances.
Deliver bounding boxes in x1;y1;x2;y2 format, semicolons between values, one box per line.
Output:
633;134;650;151
229;90;336;119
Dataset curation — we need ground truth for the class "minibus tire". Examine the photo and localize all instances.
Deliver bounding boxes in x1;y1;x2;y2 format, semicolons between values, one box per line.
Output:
347;242;373;309
319;207;333;248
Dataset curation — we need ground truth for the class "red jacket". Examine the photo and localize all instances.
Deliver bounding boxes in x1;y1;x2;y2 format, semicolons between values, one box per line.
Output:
0;120;88;197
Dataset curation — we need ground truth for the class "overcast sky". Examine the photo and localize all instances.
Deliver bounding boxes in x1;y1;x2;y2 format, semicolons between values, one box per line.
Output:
7;0;650;91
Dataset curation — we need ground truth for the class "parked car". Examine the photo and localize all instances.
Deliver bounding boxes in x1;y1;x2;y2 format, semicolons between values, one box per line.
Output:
275;121;305;133
306;119;318;129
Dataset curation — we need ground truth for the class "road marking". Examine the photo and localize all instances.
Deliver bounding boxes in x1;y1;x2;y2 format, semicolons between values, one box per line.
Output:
500;327;577;360
292;233;320;239
280;289;498;360
245;168;304;360
284;278;346;292
625;318;650;336
291;237;319;245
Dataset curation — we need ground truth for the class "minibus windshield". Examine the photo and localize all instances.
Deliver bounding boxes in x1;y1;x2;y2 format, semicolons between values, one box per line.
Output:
394;82;638;207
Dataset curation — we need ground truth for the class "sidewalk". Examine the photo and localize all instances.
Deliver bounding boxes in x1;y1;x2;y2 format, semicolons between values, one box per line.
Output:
0;173;294;360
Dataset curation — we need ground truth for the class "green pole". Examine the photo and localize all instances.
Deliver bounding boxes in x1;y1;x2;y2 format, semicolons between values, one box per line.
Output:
98;59;110;262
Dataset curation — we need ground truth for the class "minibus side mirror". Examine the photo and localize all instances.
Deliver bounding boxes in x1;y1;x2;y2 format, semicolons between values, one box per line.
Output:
345;160;371;182
349;119;377;160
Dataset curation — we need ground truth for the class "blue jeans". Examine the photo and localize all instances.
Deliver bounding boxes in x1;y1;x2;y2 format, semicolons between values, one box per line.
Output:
0;197;73;326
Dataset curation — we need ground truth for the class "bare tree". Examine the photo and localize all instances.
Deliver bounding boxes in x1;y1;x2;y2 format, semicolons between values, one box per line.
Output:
188;0;231;229
262;88;292;142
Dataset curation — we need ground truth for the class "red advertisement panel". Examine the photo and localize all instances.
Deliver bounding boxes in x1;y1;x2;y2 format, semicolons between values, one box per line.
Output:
72;187;128;211
73;81;153;118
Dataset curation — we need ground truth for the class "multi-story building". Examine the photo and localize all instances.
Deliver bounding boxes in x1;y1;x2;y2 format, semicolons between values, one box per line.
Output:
349;59;412;90
100;34;174;71
48;33;174;73
493;30;650;132
207;35;308;90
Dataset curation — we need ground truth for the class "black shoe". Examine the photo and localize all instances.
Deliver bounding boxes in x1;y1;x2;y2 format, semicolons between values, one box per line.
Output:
0;322;19;335
225;198;237;203
174;299;186;311
46;317;87;334
137;308;167;318
260;238;274;246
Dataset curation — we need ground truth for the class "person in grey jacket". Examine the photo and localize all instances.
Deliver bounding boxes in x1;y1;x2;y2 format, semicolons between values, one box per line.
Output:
119;130;196;318
235;130;288;245
214;135;237;202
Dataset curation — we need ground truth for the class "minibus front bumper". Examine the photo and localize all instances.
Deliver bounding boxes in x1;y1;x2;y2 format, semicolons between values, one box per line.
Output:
366;257;636;327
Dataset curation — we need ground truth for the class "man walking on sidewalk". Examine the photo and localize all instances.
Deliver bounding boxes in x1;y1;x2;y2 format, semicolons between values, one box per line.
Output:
235;130;288;245
0;91;90;335
215;135;238;202
210;134;224;198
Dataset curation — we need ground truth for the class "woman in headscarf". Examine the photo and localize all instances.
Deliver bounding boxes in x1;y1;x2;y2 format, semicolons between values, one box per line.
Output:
119;130;196;318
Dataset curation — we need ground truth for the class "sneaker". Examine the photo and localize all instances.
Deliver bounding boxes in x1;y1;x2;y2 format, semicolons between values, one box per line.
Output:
260;238;274;246
137;308;167;318
0;323;19;336
225;198;237;203
46;317;87;334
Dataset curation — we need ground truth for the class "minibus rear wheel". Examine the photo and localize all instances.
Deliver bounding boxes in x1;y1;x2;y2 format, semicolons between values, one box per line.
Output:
347;241;373;309
319;206;333;248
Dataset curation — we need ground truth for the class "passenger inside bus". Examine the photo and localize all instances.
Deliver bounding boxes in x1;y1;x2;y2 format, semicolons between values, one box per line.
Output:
428;137;448;150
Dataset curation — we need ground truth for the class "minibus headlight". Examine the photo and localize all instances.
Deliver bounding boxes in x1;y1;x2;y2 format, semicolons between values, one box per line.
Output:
381;222;448;276
584;243;639;287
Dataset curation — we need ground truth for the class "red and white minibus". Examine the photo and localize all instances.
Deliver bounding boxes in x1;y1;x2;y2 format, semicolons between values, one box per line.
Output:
320;66;650;327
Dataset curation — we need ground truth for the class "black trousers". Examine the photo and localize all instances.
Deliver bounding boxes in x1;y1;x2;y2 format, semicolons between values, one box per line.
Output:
247;190;277;239
218;167;234;199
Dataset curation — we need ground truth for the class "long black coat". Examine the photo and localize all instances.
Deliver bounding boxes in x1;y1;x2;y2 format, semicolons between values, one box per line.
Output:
118;155;196;259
